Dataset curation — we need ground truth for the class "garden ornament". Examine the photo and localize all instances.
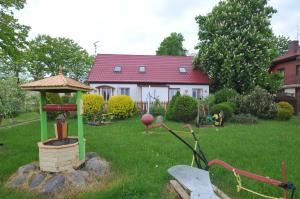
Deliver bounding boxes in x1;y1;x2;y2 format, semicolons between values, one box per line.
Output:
142;121;296;199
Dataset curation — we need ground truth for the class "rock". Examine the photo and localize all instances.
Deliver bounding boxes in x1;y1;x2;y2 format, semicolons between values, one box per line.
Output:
29;173;45;188
10;174;27;187
42;175;65;195
18;163;36;174
79;170;89;178
85;157;108;176
155;116;164;123
68;171;85;187
85;152;97;160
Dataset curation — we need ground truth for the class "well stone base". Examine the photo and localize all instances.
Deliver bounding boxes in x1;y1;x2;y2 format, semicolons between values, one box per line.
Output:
38;136;81;172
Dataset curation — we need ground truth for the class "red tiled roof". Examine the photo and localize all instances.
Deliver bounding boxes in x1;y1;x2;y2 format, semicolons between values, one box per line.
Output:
272;49;300;64
88;54;211;84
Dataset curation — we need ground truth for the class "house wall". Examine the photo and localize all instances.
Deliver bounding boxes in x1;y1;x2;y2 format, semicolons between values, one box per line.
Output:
272;59;300;86
89;83;209;102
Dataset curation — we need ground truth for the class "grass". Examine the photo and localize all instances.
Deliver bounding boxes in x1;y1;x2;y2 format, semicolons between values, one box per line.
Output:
0;116;299;199
0;112;40;127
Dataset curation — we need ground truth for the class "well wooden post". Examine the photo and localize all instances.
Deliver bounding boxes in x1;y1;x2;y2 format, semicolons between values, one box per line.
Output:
76;91;85;160
40;92;48;141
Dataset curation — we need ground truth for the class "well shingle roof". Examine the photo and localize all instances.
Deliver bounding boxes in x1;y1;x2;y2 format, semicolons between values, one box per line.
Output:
88;54;211;84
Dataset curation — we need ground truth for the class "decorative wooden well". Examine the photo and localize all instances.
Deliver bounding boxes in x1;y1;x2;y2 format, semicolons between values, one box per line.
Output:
21;66;93;172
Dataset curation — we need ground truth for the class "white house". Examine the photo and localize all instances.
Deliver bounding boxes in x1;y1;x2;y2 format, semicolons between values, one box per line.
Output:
87;54;211;102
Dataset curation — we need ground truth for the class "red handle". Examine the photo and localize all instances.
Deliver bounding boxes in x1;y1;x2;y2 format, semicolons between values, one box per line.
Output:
208;159;283;187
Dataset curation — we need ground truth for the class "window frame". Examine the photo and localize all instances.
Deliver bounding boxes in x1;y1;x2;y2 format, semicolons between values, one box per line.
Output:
114;65;122;72
296;65;300;75
120;88;130;96
139;65;146;73
192;88;203;100
169;88;180;99
178;67;187;73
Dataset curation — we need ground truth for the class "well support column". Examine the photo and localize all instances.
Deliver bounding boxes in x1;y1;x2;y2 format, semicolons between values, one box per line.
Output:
76;91;85;161
40;92;48;141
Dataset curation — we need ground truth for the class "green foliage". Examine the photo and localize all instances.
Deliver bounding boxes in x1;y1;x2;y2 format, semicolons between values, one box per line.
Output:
26;35;93;81
0;0;30;81
166;91;181;120
276;109;292;121
156;32;187;56
150;99;165;116
0;77;25;117
241;86;277;119
230;114;258;124
194;0;277;93
83;94;104;117
46;92;62;119
214;88;238;103
173;95;197;122
220;101;236;113
210;103;233;121
108;95;135;119
263;72;283;94
276;101;294;114
274;35;289;56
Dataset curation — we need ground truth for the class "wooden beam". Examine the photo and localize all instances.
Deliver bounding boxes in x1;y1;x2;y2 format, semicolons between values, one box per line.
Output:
76;91;85;161
170;180;190;199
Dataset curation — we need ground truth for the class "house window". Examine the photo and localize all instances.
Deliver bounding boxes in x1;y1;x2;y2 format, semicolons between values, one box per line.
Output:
139;66;146;73
98;87;113;101
297;65;300;75
179;67;187;73
114;65;122;72
169;88;180;99
192;89;203;100
120;88;130;96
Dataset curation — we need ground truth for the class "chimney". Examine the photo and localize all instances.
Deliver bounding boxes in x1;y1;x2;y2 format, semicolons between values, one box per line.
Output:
288;40;299;52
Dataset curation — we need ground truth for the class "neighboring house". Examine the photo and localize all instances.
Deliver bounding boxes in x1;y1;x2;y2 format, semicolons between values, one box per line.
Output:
270;40;300;112
87;54;211;102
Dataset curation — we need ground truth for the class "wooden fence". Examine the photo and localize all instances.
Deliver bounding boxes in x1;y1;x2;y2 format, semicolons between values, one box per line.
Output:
135;101;168;113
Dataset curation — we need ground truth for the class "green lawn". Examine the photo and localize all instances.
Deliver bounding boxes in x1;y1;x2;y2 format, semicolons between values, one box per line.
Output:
0;116;299;199
0;112;40;127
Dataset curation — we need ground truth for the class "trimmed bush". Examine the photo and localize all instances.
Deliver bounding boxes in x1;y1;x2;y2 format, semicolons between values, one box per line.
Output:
150;99;165;116
277;109;292;121
166;91;181;120
46;92;62;119
173;95;197;122
215;88;238;103
108;95;134;119
230;114;258;124
83;94;104;116
210;103;233;121
277;101;294;114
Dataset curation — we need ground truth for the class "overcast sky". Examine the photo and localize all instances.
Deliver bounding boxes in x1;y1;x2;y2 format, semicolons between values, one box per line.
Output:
15;0;300;55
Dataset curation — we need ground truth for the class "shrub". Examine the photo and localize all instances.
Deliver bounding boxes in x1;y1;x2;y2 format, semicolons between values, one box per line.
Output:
220;101;236;113
83;94;104;117
150;99;165;116
277;109;292;121
240;86;277;119
166;91;181;120
214;88;238;103
46;92;62;119
276;101;294;114
230;114;258;124
108;95;134;119
173;95;197;122
210;103;233;121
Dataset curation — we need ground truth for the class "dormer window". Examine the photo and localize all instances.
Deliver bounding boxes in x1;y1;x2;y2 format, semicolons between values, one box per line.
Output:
139;65;146;73
114;65;122;72
179;67;187;73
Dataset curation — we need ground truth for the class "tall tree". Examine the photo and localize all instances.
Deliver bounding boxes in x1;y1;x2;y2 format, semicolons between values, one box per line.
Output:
156;32;187;56
26;35;93;82
193;0;277;93
274;35;289;56
0;0;30;81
